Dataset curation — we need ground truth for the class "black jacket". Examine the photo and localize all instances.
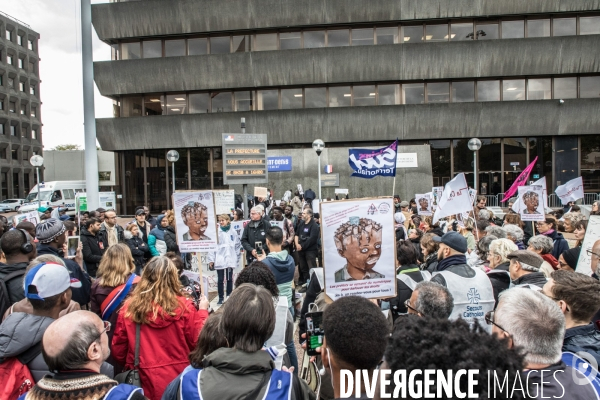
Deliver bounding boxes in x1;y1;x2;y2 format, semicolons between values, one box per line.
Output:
80;227;105;277
487;261;511;305
422;253;438;273
241;218;269;256
545;230;570;260
389;264;427;320
164;226;179;254
513;271;547;289
99;223;124;248
563;322;600;368
296;218;320;253
124;231;149;272
36;244;92;306
0;261;28;305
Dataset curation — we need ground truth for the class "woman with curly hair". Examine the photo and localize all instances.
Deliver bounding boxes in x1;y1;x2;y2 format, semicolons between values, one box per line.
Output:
111;256;210;400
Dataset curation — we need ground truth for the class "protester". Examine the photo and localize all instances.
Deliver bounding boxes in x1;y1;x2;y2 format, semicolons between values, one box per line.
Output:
20;311;145;400
503;224;526;250
527;234;559;275
507;250;547;289
112;256;209;400
124;224;149;275
148;214;168;257
290;190;303;215
419;232;438;272
99;210;124;249
321;296;389;400
165;252;201;307
241;206;269;265
375;316;525;400
476;219;490;239
563;212;586;233
492;288;598;397
134;208;151;243
0;262;78;382
558;247;582;272
207;214;241;304
468;234;497;270
593;201;600;215
36;218;91;306
536;216;569;259
38;206;52;221
405;281;454;319
258;226;295;313
389;240;430;319
421;216;444;236
505;212;534;244
485;225;506;239
272;206;296;255
295;208;320;288
95;207;106;223
81;217;105;277
476;195;487;211
163;210;180;255
574;219;588;247
486;238;518;303
394;212;407;241
479;209;492;222
458;217;476;252
15;221;36;239
0;229;37;310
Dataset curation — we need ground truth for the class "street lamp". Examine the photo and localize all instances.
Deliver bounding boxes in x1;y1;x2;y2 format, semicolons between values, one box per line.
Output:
30;155;44;210
312;139;325;200
468;138;482;196
167;150;179;193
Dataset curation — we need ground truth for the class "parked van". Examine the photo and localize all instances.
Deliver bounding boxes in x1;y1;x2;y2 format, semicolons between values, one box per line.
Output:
19;181;87;216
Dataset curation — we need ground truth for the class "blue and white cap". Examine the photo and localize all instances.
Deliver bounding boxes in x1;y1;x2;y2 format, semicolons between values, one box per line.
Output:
24;263;82;300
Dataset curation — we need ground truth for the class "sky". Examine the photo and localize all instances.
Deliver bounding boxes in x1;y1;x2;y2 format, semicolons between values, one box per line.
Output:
3;0;113;149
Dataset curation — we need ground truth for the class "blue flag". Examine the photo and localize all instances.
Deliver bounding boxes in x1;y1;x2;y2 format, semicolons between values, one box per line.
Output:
348;140;397;178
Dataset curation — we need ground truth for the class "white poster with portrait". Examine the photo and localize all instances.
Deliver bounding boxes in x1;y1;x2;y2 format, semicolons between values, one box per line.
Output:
517;185;545;222
13;211;39;227
173;191;218;252
432;187;444;211
415;193;432;216
577;215;600;277
321;197;397;300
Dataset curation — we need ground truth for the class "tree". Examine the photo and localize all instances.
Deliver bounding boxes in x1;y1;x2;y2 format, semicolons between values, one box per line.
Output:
52;144;81;151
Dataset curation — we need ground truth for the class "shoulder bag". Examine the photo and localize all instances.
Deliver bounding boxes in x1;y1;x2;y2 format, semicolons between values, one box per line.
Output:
114;323;142;387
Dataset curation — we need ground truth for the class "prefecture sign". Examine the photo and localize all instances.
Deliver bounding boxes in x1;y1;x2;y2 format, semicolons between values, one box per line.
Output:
222;133;268;184
267;156;292;172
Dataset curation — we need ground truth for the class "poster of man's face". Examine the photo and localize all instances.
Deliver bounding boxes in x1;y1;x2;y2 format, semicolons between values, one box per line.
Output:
518;185;544;221
415;194;432;216
181;203;210;241
333;218;383;282
577;216;600;277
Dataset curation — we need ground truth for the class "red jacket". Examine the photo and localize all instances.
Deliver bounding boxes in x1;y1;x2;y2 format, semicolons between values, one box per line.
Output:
111;297;208;400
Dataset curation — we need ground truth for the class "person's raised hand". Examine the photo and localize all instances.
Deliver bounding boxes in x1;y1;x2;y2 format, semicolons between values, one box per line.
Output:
199;295;210;310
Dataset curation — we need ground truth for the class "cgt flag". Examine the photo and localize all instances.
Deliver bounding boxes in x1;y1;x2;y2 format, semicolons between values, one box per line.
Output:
501;156;538;203
433;173;472;224
348;140;397;178
555;177;584;205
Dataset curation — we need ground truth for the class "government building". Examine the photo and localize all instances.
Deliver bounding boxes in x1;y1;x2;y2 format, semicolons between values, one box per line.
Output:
92;0;600;213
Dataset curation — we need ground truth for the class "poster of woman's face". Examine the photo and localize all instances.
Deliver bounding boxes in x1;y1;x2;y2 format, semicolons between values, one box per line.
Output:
416;193;432;216
517;185;544;222
173;191;218;252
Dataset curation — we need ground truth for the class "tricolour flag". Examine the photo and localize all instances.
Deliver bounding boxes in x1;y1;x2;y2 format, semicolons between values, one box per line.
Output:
224;135;234;141
433;173;472;224
501;156;538;203
348;140;397;179
555;177;584;205
324;165;333;174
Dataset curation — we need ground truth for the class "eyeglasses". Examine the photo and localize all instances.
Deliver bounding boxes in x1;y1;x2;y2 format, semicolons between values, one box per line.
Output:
587;249;600;258
404;299;423;316
558;260;569;269
484;311;510;336
88;321;111;347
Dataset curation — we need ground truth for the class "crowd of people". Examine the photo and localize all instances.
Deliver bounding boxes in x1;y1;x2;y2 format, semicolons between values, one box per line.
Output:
0;192;599;399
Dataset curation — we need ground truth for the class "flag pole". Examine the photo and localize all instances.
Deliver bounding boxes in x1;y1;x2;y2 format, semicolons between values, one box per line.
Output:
392;138;398;198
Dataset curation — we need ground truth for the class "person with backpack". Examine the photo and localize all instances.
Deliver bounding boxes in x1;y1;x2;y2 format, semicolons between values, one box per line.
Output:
0;229;37;316
0;262;78;398
19;310;146;400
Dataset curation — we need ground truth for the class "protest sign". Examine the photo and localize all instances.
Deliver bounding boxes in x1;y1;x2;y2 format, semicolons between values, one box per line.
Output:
517;185;545;222
432;187;443;210
433;173;471;224
577;215;600;276
190;252;244;292
213;190;235;215
231;219;250;238
13;211;39;227
173;191;218;252
348;140;397;178
415;193;432;216
555;177;584;205
297;184;304;195
270;220;285;230
321;197;396;300
254;186;268;198
512;177;547;213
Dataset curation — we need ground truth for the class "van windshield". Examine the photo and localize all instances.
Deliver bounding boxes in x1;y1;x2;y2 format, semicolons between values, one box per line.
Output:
25;191;52;203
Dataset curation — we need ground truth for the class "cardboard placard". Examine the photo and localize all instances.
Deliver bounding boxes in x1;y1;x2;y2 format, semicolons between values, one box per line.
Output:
254;187;268;198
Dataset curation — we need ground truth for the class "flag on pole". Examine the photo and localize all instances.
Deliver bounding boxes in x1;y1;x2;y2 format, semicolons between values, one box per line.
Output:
555;177;584;205
433;173;472;224
348;140;397;178
501;156;538;202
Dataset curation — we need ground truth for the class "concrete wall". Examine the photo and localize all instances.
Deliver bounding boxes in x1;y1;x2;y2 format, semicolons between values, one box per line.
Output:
92;0;600;41
43;150;117;186
96;99;600;151
94;36;600;97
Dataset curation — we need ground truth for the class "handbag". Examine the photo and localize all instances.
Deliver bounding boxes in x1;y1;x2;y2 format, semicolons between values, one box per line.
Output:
114;323;142;387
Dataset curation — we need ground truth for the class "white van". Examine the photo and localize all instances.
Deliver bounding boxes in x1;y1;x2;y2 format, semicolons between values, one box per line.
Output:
19;181;87;216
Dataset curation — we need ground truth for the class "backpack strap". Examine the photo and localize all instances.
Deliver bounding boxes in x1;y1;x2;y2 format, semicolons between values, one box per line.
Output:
0;269;26;303
17;341;42;365
101;275;141;321
103;383;144;400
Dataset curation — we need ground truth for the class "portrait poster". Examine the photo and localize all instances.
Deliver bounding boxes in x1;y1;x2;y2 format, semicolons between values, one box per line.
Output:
231;219;250;238
173;191;218;252
517;185;544;222
577;215;600;276
416;193;432;216
13;211;39;227
432;187;444;210
213;190;235;215
321;197;397;300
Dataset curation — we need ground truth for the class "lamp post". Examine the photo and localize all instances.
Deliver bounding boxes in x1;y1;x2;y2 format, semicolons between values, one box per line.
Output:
312;139;325;200
468;138;482;195
29;155;44;210
167;150;179;194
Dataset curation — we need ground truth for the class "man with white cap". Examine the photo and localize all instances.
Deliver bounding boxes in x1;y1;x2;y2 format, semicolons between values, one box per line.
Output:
0;263;79;383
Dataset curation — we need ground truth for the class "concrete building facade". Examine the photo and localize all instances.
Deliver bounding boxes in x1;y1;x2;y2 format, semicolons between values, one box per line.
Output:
0;12;42;200
91;0;600;213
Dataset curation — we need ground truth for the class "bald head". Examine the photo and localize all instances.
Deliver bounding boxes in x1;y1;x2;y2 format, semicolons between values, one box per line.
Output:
43;311;108;372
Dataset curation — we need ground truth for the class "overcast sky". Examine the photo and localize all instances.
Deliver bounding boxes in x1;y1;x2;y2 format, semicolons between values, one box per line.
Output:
3;0;113;149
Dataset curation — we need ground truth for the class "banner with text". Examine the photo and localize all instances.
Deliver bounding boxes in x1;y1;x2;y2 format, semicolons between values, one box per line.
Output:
348;140;397;178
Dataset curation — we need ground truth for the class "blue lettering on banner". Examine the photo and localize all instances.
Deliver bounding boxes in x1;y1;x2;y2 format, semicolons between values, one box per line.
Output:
267;156;292;172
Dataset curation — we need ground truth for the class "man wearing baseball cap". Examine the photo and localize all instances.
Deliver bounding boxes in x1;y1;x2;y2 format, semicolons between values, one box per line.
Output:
507;249;547;290
430;231;495;331
0;263;78;382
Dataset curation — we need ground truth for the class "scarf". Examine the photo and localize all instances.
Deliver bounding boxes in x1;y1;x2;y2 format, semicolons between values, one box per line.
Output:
541;253;559;269
149;215;166;240
220;224;231;232
436;254;468;271
103;222;118;248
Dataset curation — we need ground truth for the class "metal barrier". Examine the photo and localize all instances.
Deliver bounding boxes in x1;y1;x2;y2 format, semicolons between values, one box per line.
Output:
484;195;498;207
584;193;599;205
547;194;562;208
497;193;507;206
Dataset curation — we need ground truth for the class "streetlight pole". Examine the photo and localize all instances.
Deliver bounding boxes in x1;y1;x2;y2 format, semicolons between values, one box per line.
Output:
241;118;248;218
312;139;325;200
30;155;44;210
167;150;180;194
468;138;482;195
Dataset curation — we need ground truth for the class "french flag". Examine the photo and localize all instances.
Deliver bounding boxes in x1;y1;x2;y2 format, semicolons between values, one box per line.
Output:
224;135;234;141
324;165;333;174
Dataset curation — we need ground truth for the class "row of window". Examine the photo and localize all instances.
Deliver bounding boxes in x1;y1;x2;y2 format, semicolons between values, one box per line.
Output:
113;15;600;60
116;76;600;117
0;122;39;140
0;147;31;162
1;75;38;96
4;29;35;51
0;99;39;118
2;51;37;74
